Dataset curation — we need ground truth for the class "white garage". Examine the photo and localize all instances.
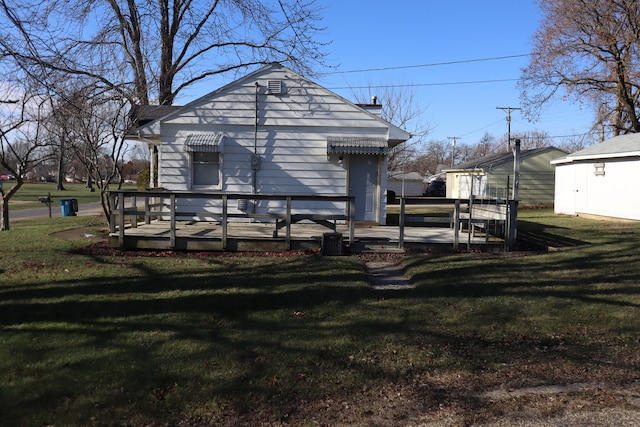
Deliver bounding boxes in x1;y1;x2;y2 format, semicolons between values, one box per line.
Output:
552;133;640;220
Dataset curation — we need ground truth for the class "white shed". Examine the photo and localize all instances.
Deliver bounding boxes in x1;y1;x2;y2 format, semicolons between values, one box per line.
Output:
387;171;424;197
552;133;640;220
127;63;411;224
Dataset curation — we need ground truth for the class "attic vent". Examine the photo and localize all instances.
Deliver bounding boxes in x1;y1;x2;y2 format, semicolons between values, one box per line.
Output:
267;80;282;95
594;162;605;176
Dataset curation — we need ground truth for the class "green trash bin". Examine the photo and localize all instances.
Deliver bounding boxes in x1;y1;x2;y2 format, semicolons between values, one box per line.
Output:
60;199;76;217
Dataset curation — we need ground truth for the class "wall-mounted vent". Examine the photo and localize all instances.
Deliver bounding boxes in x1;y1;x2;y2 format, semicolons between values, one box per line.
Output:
594;162;605;176
267;80;282;95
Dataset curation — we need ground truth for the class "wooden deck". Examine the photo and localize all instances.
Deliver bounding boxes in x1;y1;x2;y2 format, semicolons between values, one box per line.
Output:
107;220;499;253
107;191;508;253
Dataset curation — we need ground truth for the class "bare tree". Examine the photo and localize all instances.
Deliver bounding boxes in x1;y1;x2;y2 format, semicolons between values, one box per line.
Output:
351;84;431;173
507;130;553;150
410;140;451;176
65;89;131;218
41;84;79;191
520;0;640;135
0;88;54;230
468;132;500;159
556;133;595;152
1;0;329;106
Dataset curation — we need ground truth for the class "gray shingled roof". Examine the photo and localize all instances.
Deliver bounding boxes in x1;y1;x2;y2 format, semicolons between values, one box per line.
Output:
388;171;424;181
450;147;560;170
127;105;182;130
566;133;640;158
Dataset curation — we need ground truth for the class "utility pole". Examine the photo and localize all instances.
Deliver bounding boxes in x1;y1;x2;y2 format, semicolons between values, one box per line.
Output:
447;136;461;167
496;106;521;150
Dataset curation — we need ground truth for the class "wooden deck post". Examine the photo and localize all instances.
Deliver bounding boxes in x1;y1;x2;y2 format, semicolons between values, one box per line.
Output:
222;195;228;250
118;192;125;247
453;199;460;250
131;196;137;228
145;196;151;224
398;196;405;248
285;196;292;250
170;194;176;249
468;195;474;250
348;197;355;246
507;200;518;251
108;193;116;234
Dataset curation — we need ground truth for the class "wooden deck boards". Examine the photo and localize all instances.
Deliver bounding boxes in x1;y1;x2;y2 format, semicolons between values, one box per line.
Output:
108;220;498;252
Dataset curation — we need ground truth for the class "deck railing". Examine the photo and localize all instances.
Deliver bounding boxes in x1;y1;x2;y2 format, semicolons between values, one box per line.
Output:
398;196;515;250
108;190;355;250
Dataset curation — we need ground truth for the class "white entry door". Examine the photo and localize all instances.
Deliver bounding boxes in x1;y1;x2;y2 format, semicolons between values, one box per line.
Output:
349;155;379;222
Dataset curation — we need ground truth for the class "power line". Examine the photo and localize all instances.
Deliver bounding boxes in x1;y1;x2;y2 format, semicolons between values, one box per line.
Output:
459;119;505;138
329;78;517;91
322;54;530;75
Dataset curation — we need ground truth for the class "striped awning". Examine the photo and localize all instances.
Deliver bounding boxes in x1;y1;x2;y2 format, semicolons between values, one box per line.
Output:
185;133;224;152
327;136;388;155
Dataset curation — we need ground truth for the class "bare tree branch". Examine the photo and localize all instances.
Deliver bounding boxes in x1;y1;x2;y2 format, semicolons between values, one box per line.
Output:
2;0;329;106
520;0;640;136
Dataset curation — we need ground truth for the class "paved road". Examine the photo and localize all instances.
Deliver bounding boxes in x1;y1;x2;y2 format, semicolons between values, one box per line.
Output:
10;201;105;221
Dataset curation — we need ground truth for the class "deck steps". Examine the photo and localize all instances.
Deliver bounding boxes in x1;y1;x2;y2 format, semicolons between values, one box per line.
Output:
350;241;405;254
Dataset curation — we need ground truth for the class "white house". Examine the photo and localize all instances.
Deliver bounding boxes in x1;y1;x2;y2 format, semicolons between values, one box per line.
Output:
127;63;411;224
552;133;640;220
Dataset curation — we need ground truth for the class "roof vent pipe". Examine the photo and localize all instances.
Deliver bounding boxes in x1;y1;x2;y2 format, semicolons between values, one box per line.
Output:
371;96;377;105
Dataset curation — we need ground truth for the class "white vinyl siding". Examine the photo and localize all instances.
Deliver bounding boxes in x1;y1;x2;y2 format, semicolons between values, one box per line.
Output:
149;64;411;224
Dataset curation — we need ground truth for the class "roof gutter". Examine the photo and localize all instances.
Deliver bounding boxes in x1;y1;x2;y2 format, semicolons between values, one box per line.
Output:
551;150;640;165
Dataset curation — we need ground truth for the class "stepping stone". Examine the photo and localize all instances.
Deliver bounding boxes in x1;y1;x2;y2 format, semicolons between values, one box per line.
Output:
365;261;415;290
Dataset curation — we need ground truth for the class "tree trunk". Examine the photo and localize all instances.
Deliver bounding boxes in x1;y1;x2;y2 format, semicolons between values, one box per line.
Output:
56;155;66;191
1;196;9;231
86;174;94;192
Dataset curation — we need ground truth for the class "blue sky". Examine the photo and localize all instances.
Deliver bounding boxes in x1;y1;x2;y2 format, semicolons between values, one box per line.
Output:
179;1;596;149
314;0;595;147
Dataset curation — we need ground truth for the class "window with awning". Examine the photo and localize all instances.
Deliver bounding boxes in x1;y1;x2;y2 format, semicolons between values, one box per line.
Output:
327;136;388;155
185;133;224;152
186;133;223;187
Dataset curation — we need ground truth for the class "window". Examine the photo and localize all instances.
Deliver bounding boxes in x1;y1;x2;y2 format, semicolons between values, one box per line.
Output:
193;152;220;186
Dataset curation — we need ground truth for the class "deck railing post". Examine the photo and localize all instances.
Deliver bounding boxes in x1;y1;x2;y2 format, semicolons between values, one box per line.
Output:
285;196;292;250
109;192;116;234
145;196;151;224
349;197;355;245
222;195;228;250
170;194;176;249
453;199;460;250
507;199;518;251
118;192;125;246
131;196;137;228
468;196;475;249
398;197;405;248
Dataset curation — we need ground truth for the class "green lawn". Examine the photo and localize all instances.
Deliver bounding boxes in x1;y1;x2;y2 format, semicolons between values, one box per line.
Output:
2;182;136;210
1;211;640;426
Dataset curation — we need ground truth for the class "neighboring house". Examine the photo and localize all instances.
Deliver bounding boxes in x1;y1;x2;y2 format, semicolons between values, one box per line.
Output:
387;171;424;197
126;63;411;224
552;133;640;220
444;147;567;206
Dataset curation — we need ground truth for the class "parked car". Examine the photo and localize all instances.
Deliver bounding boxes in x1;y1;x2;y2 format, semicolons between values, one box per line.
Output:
0;174;15;180
424;180;446;197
